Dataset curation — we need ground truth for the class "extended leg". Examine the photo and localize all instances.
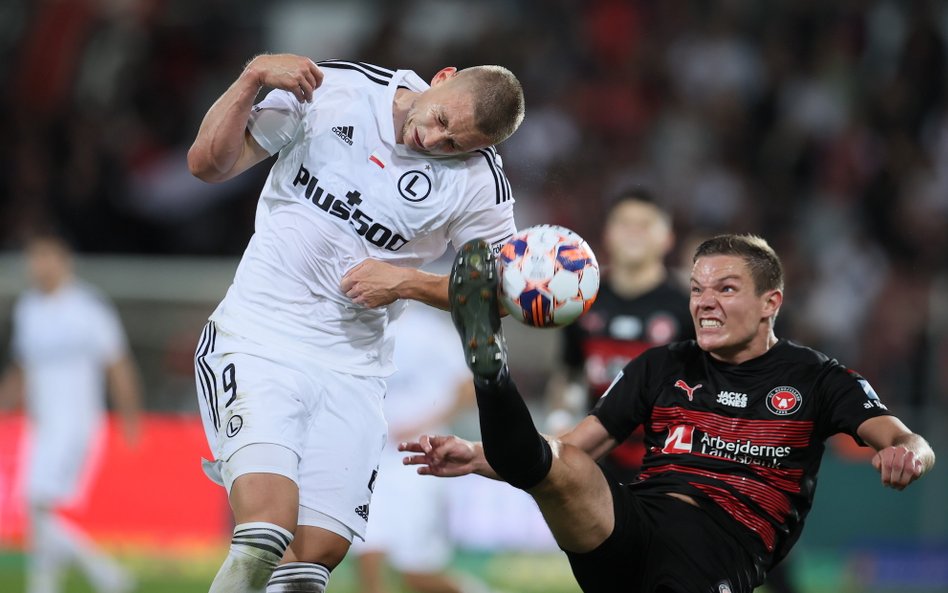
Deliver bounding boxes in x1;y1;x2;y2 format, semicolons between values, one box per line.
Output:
449;240;615;552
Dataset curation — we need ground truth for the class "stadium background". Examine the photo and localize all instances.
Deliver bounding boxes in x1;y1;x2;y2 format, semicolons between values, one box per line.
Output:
0;0;946;591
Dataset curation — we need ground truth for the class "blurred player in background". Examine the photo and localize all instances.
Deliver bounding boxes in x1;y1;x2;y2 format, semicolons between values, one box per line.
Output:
547;188;692;483
353;304;491;593
0;232;142;593
405;234;935;593
188;53;524;593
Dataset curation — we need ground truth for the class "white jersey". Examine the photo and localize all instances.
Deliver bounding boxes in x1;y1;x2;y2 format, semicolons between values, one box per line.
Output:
12;281;125;439
210;60;517;376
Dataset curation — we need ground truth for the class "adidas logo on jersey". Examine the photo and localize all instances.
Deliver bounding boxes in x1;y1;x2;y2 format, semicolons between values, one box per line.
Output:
332;125;354;145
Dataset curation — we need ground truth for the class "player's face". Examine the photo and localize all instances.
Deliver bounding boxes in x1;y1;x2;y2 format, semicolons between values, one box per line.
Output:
690;255;781;364
604;201;672;267
26;240;72;293
400;70;491;156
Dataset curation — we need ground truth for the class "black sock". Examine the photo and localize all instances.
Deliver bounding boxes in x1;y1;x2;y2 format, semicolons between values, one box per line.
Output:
474;370;553;490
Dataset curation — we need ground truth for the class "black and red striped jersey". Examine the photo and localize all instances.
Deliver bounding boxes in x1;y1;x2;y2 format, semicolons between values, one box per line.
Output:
590;339;891;567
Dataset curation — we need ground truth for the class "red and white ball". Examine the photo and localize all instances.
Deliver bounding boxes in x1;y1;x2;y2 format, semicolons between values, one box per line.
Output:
498;224;600;328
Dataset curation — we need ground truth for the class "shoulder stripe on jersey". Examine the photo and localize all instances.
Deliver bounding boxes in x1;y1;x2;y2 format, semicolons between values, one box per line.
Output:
353;60;395;78
319;59;394;77
318;60;392;85
476;148;512;205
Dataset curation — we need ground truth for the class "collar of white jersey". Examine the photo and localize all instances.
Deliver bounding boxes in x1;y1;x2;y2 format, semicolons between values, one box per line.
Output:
384;69;464;161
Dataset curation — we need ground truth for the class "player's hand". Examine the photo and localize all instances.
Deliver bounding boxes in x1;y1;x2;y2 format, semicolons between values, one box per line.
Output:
245;54;323;103
872;445;924;490
399;434;480;478
341;259;408;308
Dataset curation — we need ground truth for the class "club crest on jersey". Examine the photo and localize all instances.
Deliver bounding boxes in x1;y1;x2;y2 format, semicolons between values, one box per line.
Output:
766;386;802;416
718;582;733;593
674;379;702;401
226;414;243;437
398;170;432;202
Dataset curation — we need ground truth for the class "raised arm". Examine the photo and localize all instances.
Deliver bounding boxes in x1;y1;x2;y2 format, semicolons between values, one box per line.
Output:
187;53;323;183
857;415;935;491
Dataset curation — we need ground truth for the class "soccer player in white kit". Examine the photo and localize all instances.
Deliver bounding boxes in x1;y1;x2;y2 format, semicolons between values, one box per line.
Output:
187;54;524;593
0;233;142;593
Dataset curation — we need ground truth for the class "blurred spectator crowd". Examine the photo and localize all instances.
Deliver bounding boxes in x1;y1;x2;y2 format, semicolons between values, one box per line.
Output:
1;0;946;410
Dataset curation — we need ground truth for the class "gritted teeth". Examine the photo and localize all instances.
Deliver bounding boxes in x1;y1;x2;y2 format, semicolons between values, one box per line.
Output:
700;319;723;328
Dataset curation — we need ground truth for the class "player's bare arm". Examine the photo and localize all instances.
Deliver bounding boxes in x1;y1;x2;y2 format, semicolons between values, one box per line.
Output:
857;415;935;491
341;260;450;310
400;414;617;482
0;364;25;409
106;355;144;446
399;434;499;479
188;53;322;183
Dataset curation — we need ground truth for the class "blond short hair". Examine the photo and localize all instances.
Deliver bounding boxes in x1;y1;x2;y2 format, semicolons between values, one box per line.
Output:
456;65;525;145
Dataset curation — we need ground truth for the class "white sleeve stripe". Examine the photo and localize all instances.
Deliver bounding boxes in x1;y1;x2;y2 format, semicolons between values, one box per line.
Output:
476;149;512;205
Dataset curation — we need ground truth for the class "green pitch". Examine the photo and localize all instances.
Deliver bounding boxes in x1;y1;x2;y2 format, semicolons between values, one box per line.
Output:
0;548;935;593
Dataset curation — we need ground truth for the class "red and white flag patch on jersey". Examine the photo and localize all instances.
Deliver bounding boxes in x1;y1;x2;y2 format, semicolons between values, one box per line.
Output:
369;152;386;168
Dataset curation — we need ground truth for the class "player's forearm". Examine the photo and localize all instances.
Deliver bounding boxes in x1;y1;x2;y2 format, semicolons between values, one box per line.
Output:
397;269;450;310
187;66;262;182
471;442;502;480
108;357;143;422
0;365;24;410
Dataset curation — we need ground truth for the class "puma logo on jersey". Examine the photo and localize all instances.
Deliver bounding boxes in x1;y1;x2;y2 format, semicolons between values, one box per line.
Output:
674;379;702;401
332;125;354;145
716;391;748;408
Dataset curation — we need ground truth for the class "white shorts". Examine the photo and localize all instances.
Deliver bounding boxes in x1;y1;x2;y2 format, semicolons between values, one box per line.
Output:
351;443;452;572
194;322;387;540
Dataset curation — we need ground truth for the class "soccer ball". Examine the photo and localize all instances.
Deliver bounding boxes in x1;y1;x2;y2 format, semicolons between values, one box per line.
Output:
498;224;600;328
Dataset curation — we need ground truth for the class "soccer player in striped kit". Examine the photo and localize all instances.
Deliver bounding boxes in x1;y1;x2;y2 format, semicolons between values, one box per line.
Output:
188;54;524;593
405;234;935;593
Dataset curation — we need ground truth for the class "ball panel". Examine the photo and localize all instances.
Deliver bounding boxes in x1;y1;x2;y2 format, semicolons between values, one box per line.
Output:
578;266;600;299
555;244;590;272
549;270;580;302
551;298;585;326
518;288;552;327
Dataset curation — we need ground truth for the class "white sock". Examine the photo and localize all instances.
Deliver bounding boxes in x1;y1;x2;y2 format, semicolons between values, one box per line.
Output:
266;562;331;592
209;522;294;593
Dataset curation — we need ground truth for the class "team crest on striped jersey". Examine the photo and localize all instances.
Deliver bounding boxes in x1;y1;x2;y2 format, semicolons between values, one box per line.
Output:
766;386;802;416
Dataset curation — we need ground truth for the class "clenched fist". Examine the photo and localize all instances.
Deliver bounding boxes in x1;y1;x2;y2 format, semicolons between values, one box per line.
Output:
245;54;323;103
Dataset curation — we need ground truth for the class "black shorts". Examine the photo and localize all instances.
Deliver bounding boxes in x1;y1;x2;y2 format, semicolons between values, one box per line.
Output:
564;473;764;593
